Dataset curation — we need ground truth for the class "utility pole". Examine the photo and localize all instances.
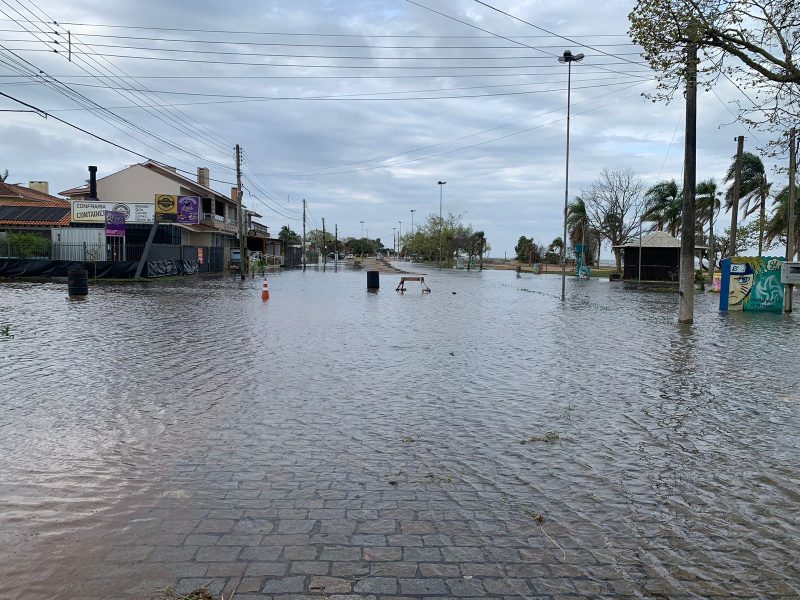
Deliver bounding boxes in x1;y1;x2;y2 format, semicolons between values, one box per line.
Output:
438;181;446;269
302;199;307;272
728;135;745;257
678;42;697;324
322;218;327;269
235;144;247;281
786;127;796;312
334;224;338;272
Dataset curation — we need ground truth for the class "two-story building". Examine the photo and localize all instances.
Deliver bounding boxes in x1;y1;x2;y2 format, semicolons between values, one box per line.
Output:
60;162;242;268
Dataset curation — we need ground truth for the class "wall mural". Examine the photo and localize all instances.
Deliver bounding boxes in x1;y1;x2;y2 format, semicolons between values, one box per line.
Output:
719;256;785;312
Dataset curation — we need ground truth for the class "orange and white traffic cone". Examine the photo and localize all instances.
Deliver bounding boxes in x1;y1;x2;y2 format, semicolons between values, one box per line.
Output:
261;277;270;301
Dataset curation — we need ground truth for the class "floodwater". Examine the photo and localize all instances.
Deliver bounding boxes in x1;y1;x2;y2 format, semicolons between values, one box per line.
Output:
0;266;798;599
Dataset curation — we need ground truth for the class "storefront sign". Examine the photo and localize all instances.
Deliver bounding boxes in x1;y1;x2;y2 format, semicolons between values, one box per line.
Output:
72;201;154;224
155;194;178;223
177;196;200;224
105;210;126;237
197;247;204;264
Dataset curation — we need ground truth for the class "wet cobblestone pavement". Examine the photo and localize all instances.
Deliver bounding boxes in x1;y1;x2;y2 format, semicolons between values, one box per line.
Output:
1;268;799;599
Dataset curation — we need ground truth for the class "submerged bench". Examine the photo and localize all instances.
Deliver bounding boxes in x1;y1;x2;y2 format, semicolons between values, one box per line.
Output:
396;276;431;293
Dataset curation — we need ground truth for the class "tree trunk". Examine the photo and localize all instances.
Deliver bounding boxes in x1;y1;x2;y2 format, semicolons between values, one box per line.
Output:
758;194;765;257
614;248;622;272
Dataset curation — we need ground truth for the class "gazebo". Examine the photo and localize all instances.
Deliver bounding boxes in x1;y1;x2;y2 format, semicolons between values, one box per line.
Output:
614;231;707;282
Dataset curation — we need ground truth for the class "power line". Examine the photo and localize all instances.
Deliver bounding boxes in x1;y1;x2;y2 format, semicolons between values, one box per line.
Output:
0;37;648;61
0;29;643;48
4;0;236;163
19;77;645;105
472;0;643;67
0;17;633;38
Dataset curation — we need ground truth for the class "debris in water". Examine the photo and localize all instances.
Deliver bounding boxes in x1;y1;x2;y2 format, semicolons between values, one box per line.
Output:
401;435;415;443
388;480;398;486
520;432;559;444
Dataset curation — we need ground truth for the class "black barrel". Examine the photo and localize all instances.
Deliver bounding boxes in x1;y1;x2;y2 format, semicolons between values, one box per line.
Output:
67;268;89;298
367;270;380;290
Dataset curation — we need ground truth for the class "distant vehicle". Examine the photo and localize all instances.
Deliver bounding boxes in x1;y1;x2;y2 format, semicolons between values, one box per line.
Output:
376;253;383;259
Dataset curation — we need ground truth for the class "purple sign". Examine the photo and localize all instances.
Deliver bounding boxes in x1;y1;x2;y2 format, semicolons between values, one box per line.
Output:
105;210;126;237
177;195;200;224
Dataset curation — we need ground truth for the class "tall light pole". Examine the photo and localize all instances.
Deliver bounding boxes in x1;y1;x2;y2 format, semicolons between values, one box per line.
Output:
398;220;402;258
558;50;584;301
410;209;415;234
438;181;446;269
360;221;364;238
393;227;396;258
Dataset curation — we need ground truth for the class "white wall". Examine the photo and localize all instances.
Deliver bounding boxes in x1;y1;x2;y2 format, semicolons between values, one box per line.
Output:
97;164;181;203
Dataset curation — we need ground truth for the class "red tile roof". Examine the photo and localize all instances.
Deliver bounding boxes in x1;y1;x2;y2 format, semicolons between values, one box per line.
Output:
0;182;69;205
0;183;71;226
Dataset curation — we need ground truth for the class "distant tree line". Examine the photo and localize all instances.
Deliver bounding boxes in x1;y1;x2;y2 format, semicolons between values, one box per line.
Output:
401;212;489;269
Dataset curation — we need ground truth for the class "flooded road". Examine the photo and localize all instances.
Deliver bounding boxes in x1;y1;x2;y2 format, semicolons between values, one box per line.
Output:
1;267;798;599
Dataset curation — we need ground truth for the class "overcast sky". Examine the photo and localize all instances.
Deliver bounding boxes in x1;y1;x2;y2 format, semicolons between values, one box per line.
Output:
0;0;787;257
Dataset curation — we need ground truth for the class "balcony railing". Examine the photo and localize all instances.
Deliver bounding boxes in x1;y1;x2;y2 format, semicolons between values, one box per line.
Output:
200;213;238;233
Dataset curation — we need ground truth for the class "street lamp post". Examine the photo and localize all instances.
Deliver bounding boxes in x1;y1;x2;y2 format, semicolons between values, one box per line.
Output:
438;181;446;269
410;209;415;235
398;220;402;259
360;221;364;238
393;227;396;258
558;49;584;302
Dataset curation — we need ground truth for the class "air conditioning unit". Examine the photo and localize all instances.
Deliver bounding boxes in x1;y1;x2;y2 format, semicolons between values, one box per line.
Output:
780;261;800;284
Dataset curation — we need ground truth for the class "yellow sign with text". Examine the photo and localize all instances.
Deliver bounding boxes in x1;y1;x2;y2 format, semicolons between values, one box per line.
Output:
155;194;177;223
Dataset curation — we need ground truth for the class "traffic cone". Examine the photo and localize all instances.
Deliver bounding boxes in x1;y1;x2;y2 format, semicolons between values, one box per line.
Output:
261;277;270;301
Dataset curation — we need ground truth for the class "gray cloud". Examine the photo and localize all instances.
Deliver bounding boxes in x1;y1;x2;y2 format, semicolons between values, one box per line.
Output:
0;0;789;256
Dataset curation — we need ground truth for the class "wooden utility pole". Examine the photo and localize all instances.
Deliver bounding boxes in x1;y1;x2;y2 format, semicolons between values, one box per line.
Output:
301;199;307;271
322;218;327;268
786;127;796;313
678;42;698;324
728;135;745;257
235;144;247;280
334;224;338;272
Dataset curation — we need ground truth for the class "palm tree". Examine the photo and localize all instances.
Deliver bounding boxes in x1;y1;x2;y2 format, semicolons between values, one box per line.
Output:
696;178;721;272
725;152;771;256
643;180;680;233
567;196;590;263
764;184;800;258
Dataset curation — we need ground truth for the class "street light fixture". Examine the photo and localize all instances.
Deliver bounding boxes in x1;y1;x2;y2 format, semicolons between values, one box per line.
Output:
398;220;402;259
438;181;446;269
558;49;584;302
360;221;365;238
410;209;416;234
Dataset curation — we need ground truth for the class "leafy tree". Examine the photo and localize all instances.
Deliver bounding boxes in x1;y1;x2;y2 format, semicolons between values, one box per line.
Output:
716;220;763;257
345;237;378;256
584;167;646;272
401;212;485;267
515;236;534;262
629;0;800;145
278;225;301;245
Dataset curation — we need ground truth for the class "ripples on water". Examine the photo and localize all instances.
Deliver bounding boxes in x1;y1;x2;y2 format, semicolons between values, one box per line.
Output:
1;268;798;598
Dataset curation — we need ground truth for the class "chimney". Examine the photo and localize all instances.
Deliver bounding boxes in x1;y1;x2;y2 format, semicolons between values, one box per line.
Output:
29;181;49;195
88;165;98;199
197;167;210;188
